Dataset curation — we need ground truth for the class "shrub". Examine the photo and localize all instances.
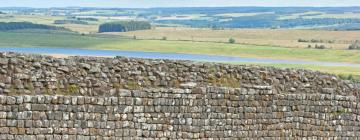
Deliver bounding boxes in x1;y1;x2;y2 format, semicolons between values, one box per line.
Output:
315;44;326;49
229;38;236;44
349;40;360;50
162;36;167;40
338;74;360;82
298;39;308;42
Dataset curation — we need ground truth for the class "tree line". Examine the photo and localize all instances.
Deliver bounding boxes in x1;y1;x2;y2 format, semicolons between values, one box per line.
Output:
76;17;98;21
54;20;88;25
98;21;151;33
156;15;360;29
298;38;335;44
349;40;360;50
0;22;65;31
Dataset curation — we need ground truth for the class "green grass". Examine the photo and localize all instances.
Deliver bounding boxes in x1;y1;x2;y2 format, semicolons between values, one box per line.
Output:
0;30;126;48
2;30;360;64
93;40;360;64
1;30;360;78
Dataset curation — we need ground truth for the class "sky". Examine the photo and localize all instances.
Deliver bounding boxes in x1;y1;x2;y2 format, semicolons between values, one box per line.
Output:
1;0;360;8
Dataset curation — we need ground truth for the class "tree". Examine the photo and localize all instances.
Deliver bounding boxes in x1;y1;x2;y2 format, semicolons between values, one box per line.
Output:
54;20;88;25
228;38;236;44
349;40;360;50
314;44;326;49
0;22;64;31
298;39;308;42
98;21;151;33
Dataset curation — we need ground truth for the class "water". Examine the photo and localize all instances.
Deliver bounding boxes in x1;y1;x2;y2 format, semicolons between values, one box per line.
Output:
0;47;359;67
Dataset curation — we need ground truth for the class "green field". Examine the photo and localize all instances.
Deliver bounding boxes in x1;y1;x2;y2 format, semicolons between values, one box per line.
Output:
114;27;360;50
278;11;360;20
0;30;360;79
2;30;360;63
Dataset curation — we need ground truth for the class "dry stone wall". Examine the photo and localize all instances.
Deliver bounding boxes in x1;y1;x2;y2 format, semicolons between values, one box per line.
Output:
0;52;359;139
0;52;358;97
1;86;360;139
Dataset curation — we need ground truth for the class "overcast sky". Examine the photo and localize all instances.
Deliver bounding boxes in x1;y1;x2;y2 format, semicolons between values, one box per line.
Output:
1;0;360;8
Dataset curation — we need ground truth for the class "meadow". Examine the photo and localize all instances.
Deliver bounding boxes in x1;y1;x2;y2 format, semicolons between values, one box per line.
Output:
113;27;360;50
0;14;106;33
1;30;360;79
1;30;360;63
1;9;360;79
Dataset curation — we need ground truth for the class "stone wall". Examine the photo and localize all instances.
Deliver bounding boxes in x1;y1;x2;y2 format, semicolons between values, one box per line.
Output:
0;86;359;139
0;52;359;139
0;52;358;97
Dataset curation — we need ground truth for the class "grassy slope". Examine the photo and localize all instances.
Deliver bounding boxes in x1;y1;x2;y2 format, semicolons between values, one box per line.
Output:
0;30;359;77
94;40;360;64
0;30;123;48
113;27;360;50
1;30;360;64
0;14;101;33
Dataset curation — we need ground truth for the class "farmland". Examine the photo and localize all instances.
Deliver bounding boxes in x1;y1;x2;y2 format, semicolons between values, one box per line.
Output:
0;29;360;79
1;30;360;63
114;27;360;50
1;7;360;79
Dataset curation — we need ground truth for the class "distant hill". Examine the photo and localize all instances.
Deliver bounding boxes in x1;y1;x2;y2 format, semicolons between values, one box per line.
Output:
54;20;88;25
0;22;66;31
2;7;360;30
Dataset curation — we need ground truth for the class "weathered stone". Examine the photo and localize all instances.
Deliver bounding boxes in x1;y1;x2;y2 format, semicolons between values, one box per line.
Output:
32;104;48;111
89;66;101;73
58;66;70;73
80;63;91;70
180;82;197;89
6;96;16;105
0;52;357;139
0;58;8;65
33;62;41;68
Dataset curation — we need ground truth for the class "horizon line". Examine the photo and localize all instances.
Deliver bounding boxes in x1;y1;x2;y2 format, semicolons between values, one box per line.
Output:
1;6;360;9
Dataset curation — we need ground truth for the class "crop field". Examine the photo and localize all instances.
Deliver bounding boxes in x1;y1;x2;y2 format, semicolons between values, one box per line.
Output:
277;11;324;20
214;12;275;17
3;14;360;45
154;14;206;20
0;14;108;33
279;11;360;20
112;27;360;50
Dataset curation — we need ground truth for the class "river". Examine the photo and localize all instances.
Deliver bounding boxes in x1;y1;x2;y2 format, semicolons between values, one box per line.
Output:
0;47;359;67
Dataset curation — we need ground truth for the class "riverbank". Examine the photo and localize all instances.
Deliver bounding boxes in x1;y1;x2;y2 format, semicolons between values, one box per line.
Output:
1;30;360;79
1;30;360;64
